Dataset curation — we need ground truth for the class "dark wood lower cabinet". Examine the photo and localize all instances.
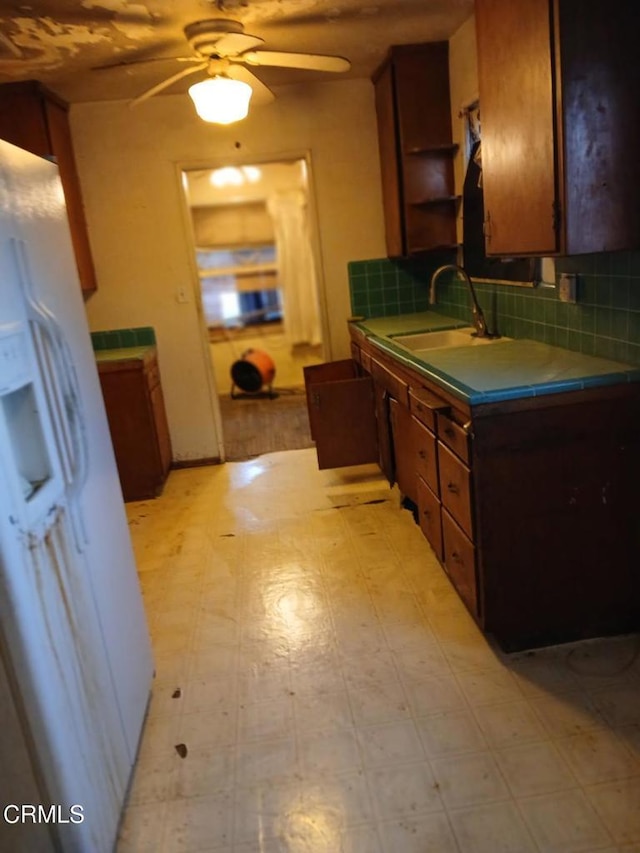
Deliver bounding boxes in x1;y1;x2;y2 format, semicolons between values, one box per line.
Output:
305;333;640;651
97;350;172;501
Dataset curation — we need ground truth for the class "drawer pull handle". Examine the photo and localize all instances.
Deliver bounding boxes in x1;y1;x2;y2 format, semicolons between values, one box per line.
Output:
446;482;460;494
451;550;462;564
312;392;321;408
423;508;431;518
444;426;455;437
418;450;427;459
463;420;473;437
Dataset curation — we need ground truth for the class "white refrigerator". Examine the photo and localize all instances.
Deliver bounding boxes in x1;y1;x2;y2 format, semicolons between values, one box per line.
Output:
0;140;153;851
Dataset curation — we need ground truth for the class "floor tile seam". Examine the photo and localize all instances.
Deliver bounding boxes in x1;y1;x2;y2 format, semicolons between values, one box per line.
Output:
117;798;171;853
363;762;449;824
511;787;619;851
410;699;492;762
492;736;583;794
359;745;441;781
444;798;542;853
553;726;640;777
290;644;360;770
320;544;389;669
580;773;640;809
560;761;640;790
160;792;235;853
236;694;297;747
293;645;393;825
385;621;451;667
427;730;528;821
460;696;602;795
150;612;202;642
464;696;552;751
186;652;241;683
526;698;612;742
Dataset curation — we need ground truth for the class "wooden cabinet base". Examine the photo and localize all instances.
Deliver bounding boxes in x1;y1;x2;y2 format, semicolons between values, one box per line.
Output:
98;351;172;501
308;331;640;652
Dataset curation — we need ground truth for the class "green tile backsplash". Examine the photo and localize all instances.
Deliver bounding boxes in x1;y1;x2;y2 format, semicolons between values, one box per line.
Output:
348;252;640;366
90;326;156;351
348;253;456;319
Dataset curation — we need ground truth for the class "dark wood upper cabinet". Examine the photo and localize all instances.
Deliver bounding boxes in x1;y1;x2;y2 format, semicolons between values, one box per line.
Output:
372;42;459;258
475;0;640;256
0;81;98;295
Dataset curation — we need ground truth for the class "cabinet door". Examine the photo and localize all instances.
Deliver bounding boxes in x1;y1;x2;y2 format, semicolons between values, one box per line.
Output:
417;475;443;562
442;510;478;618
374;60;404;258
389;396;417;504
45;97;98;295
0;83;50;156
475;0;558;255
374;382;394;485
304;361;378;470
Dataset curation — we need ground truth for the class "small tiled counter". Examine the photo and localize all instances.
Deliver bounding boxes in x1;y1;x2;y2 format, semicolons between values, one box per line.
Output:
93;329;172;501
305;312;640;650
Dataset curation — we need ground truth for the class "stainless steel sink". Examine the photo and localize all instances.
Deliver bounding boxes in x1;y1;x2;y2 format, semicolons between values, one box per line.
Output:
392;328;509;352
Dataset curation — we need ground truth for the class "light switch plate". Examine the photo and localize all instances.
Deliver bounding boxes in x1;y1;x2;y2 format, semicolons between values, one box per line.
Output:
558;273;577;303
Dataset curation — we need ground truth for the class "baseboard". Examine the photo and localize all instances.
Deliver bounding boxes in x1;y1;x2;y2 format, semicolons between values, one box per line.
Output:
171;457;222;470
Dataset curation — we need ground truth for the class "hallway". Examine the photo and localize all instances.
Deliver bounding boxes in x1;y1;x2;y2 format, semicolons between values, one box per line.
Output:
117;449;640;852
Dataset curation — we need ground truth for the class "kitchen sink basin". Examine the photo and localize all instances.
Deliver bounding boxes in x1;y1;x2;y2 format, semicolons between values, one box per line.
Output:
392;328;508;352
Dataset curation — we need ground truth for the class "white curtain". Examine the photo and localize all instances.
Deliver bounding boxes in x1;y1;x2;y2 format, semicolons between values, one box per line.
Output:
266;189;321;346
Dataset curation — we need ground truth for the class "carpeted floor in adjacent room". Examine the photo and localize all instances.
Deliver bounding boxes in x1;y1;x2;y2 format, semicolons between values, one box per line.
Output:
218;389;314;461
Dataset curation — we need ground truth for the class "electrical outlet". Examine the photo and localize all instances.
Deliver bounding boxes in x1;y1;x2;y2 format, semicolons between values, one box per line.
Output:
558;273;577;304
176;286;189;304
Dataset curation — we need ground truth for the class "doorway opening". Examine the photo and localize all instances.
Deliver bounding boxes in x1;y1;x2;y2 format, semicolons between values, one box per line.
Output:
182;157;324;461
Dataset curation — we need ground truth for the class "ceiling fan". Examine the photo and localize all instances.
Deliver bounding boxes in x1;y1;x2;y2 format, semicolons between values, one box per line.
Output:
98;18;351;123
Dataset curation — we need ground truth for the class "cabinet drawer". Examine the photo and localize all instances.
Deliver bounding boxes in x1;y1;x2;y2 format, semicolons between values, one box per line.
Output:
370;357;409;407
413;416;438;495
436;411;471;464
442;509;477;618
438;442;473;539
417;475;443;562
409;387;447;431
360;350;372;374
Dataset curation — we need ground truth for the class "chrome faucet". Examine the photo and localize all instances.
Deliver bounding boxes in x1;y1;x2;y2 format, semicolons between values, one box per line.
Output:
429;263;495;338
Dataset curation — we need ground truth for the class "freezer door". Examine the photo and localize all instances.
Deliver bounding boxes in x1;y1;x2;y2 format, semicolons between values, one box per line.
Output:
0;139;153;850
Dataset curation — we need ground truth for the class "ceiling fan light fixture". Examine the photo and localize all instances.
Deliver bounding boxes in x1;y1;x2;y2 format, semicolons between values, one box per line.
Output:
188;75;252;124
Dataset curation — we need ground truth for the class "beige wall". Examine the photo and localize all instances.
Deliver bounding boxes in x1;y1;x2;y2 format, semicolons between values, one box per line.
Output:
70;78;386;462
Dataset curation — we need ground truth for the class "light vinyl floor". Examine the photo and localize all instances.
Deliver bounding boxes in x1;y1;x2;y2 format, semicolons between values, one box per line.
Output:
118;448;640;853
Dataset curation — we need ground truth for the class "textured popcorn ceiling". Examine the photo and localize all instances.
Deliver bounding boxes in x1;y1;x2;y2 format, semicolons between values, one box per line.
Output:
0;0;473;102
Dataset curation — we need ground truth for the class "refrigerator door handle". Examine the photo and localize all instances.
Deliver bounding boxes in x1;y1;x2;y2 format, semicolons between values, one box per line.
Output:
10;238;89;550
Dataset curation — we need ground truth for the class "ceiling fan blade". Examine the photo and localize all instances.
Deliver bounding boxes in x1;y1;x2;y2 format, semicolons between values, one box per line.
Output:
214;32;265;57
227;64;275;106
94;55;201;72
129;62;207;107
242;50;350;73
